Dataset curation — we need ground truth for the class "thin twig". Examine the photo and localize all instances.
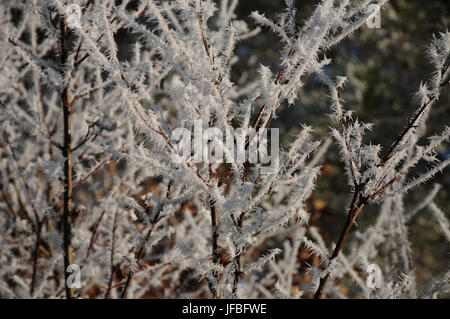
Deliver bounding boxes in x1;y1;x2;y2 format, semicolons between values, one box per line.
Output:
209;198;222;299
30;217;46;296
104;212;118;299
60;16;74;299
314;190;365;298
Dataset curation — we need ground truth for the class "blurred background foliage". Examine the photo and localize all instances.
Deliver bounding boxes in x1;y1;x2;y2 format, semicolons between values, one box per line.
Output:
227;0;449;292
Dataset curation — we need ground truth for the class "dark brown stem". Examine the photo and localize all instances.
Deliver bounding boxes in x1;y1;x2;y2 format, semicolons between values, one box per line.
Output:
105;212;118;299
314;191;365;299
232;213;245;296
380;61;450;167
381;98;435;166
60;17;74;299
85;211;106;260
30;218;45;296
209;198;222;299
